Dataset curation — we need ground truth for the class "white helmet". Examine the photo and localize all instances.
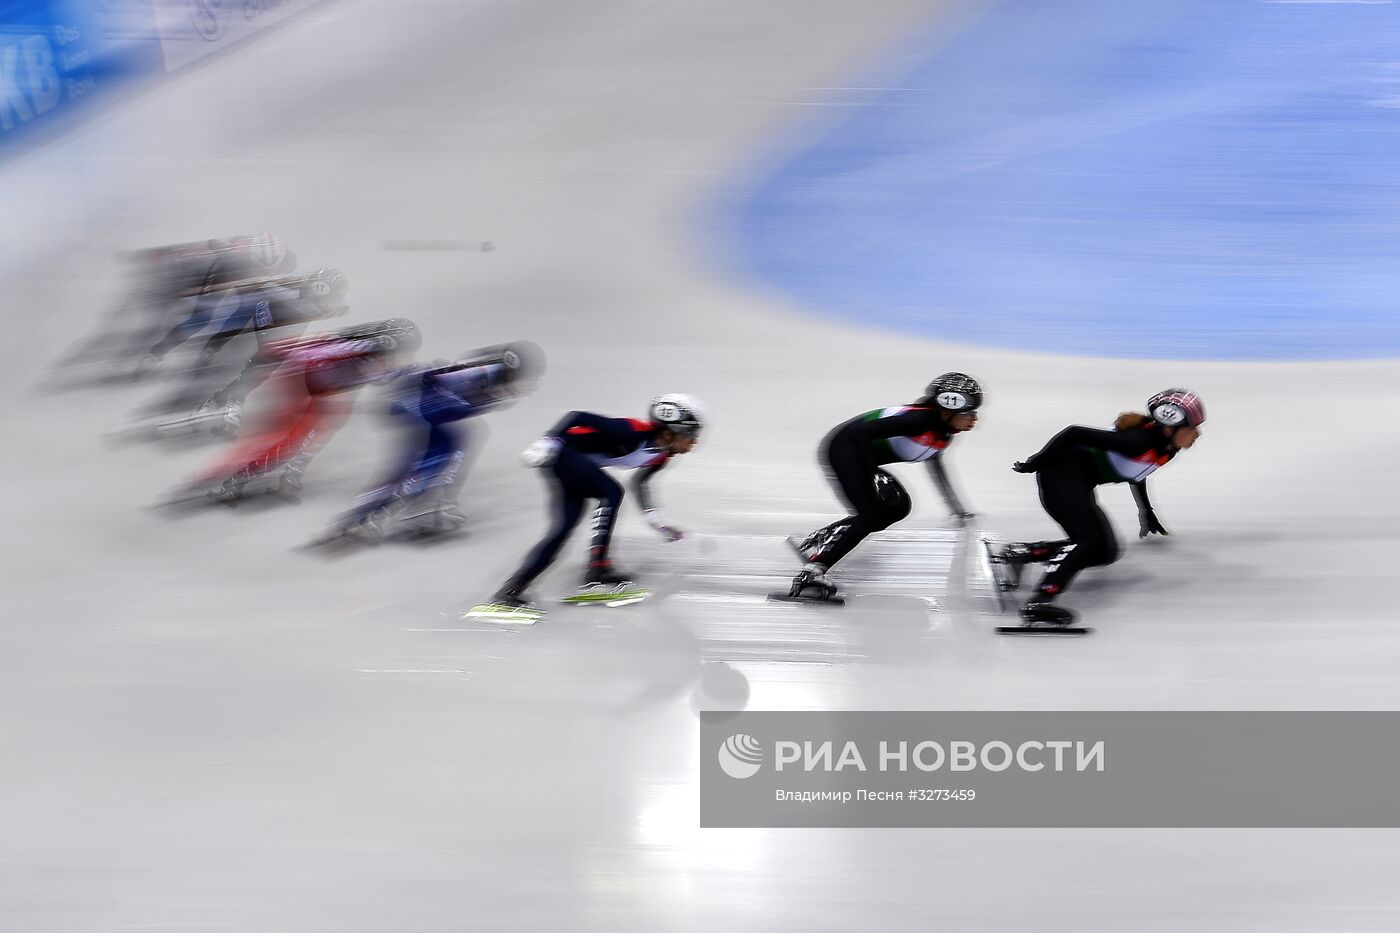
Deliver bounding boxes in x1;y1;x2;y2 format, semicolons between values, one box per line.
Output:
241;233;290;272
649;393;706;437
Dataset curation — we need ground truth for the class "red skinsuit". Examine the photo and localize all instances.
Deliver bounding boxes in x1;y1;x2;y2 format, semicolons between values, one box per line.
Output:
198;337;385;484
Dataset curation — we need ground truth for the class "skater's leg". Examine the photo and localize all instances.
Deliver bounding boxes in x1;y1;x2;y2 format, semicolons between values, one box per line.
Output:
211;343;278;407
400;423;467;510
271;395;351;496
807;453;910;570
1027;464;1119;602
339;419;430;524
394;424;472;534
499;460;589;595
193;390;309;486
146;291;223;359
578;473;624;571
192;379;346;491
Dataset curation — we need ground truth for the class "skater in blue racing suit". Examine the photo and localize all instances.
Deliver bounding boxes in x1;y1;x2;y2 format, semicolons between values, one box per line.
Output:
313;343;544;544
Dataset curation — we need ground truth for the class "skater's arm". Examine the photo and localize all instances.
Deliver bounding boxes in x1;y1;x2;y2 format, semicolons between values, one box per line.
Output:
846;408;942;442
631;461;683;541
433;365;514;414
547;411;641;448
1131;480;1169;537
1018;425;1154;471
522;412;638;468
1130;479;1153;512
925;456;974;524
187;292;257;363
213;349;276;405
630;460;666;512
411;382;477;423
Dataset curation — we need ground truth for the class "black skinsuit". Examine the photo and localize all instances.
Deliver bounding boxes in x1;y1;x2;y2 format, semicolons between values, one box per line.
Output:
1016;424;1177;600
806;406;968;569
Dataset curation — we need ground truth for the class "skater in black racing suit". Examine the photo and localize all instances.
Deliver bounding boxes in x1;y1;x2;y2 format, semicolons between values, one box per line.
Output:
486;394;704;611
1003;388;1206;627
786;373;981;600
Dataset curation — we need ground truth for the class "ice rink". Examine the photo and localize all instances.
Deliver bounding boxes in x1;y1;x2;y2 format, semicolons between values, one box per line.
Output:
4;0;1400;928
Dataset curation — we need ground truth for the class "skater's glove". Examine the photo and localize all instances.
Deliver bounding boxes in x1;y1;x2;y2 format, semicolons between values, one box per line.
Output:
1138;509;1169;538
520;436;562;468
1011;460;1035;474
655;524;684;543
645;510;684;542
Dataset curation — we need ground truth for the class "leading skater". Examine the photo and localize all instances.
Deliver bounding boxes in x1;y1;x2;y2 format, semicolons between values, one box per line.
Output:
784;372;982;601
999;388;1205;627
472;394;705;616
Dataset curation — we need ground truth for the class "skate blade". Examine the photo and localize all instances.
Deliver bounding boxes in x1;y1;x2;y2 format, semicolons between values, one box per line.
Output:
301;534;370;555
151;486;222;513
603;594;647;608
767;592;846;607
560;589;649;606
462;604;545;624
995;625;1092;636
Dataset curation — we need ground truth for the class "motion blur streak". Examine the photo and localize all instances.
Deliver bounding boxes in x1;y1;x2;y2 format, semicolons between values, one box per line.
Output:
3;1;1400;931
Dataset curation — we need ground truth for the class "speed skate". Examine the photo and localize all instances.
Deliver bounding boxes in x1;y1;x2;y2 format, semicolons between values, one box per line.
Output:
560;586;650;608
980;534;1091;635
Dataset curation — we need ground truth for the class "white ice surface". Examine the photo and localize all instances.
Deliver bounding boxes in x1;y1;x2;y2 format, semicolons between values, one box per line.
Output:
4;1;1400;929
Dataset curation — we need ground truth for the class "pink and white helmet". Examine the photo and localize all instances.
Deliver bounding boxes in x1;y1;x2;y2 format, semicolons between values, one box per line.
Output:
1147;388;1206;428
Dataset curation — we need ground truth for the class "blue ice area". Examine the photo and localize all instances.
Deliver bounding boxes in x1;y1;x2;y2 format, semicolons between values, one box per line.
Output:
733;0;1400;359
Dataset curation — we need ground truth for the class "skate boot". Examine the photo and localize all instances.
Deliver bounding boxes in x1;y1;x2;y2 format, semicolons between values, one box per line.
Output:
491;587;536;611
582;562;636;591
211;471;251;505
464;586;545;622
179;398;241;436
1018;601;1076;627
564;563;648;605
307;511;385;550
399;498;468;538
274;464;306;502
192;398;221;419
215;399;243;435
788;564;839;601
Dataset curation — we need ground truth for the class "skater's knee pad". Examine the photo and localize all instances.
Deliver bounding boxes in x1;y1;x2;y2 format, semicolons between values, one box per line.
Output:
871;472;911;529
1073;530;1118;568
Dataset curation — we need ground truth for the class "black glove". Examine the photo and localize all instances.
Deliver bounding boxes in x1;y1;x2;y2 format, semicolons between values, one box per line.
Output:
1012;460;1035;474
1139;509;1169;538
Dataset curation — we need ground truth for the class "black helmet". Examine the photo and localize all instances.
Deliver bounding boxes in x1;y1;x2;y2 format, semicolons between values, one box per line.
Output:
924;372;983;413
458;340;546;384
336;317;420;356
304;267;349;314
375;318;420;356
